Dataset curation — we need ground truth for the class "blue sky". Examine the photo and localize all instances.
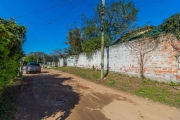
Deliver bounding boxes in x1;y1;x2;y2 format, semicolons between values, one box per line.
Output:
0;0;179;54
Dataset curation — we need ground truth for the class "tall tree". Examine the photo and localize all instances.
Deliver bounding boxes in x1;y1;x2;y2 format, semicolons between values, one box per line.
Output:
83;0;138;43
65;0;138;55
66;28;83;55
81;0;138;54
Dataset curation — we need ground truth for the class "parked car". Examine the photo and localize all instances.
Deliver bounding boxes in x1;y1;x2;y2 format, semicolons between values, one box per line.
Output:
26;62;41;74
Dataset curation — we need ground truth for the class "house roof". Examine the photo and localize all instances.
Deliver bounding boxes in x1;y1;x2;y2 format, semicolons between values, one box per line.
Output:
113;26;155;45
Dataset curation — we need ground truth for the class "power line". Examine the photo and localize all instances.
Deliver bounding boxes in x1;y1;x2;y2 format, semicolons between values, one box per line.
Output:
15;0;73;19
19;0;95;25
28;0;97;46
18;13;82;24
27;0;165;36
28;0;86;36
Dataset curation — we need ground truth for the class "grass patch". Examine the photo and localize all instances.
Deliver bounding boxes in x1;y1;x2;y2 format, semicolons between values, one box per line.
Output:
55;67;180;108
135;86;180;107
0;78;22;120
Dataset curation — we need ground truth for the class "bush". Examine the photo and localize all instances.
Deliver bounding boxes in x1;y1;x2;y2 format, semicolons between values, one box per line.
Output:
0;18;26;87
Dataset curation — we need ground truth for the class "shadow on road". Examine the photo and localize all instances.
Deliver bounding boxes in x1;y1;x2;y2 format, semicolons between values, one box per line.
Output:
40;71;49;73
0;83;21;120
15;73;80;120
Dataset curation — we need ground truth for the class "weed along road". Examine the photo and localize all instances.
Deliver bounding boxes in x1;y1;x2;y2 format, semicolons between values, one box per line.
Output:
15;69;180;120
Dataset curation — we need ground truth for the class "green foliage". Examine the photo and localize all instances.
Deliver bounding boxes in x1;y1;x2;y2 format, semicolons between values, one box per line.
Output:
82;37;101;54
159;13;180;39
92;72;100;79
108;78;116;87
66;28;83;55
66;0;138;55
119;14;180;43
104;0;138;41
24;52;54;64
170;81;177;86
24;55;39;63
0;18;26;87
92;65;95;71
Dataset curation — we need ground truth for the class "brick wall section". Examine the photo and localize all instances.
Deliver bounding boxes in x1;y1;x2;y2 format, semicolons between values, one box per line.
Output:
60;36;180;83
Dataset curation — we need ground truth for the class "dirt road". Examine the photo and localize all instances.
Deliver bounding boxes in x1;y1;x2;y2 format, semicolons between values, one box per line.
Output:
15;69;180;120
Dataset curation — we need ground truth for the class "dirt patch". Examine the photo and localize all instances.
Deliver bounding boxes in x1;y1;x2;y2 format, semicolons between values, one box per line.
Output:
67;92;118;120
77;83;89;89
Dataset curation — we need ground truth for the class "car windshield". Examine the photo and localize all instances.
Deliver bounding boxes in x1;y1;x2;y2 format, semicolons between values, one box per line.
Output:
28;63;40;66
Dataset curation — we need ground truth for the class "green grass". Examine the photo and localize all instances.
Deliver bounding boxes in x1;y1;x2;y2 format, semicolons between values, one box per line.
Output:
135;86;180;107
55;67;180;108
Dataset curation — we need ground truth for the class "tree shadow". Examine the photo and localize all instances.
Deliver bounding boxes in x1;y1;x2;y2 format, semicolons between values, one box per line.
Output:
40;71;49;73
0;83;21;120
8;73;80;120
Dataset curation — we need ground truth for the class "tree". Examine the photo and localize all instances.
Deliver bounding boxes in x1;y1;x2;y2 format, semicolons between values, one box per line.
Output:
0;18;26;87
159;13;180;40
65;0;138;55
66;28;83;55
127;36;159;78
83;0;138;42
124;26;161;78
24;55;40;63
24;52;45;63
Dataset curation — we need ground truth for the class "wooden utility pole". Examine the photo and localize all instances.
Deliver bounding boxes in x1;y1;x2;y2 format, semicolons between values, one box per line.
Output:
101;0;105;79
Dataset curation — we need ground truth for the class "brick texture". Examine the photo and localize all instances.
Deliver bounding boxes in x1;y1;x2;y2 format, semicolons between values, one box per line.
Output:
59;36;180;82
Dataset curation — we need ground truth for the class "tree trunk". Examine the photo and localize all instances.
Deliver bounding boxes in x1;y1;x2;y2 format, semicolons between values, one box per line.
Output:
140;51;145;78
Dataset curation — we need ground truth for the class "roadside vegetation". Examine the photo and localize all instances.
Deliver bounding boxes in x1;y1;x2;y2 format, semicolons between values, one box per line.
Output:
56;67;180;108
0;18;26;119
0;18;26;87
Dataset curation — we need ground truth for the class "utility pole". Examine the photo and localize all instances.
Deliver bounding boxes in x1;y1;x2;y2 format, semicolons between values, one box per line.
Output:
101;0;105;79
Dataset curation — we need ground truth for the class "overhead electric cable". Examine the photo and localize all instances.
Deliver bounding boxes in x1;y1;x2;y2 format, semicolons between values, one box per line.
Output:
15;0;73;19
28;0;86;36
18;13;82;24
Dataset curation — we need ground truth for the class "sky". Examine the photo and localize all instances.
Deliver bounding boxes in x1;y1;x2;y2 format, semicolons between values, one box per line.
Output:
0;0;180;54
